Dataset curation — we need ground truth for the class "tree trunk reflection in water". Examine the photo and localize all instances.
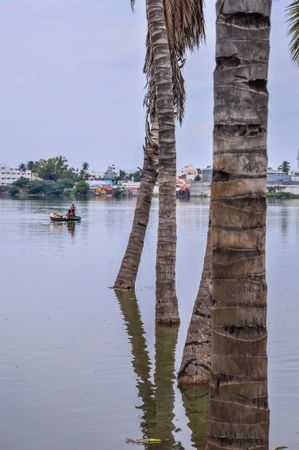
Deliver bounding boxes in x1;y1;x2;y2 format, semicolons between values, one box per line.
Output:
115;290;208;449
179;384;209;450
115;290;156;438
154;325;178;450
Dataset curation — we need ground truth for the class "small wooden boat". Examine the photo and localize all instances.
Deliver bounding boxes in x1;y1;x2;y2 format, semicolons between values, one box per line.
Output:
49;213;81;222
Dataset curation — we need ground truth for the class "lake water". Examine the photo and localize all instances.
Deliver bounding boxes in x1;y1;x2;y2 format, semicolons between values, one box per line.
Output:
0;198;298;450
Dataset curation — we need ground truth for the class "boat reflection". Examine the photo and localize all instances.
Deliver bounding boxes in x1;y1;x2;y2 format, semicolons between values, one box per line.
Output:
115;289;208;449
49;221;76;237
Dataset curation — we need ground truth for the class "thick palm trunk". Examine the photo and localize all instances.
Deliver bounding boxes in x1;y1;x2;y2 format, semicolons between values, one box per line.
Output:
114;122;159;290
147;0;179;325
178;224;212;384
206;2;271;449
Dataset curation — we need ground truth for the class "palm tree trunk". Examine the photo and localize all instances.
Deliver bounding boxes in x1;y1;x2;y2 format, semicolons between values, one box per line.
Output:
114;121;159;290
206;2;272;449
178;223;212;384
146;0;179;325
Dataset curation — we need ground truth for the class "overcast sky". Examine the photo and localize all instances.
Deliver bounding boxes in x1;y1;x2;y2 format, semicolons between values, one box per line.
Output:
0;0;298;171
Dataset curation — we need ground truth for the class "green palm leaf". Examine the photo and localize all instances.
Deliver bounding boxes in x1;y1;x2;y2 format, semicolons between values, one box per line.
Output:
130;0;205;124
287;0;299;64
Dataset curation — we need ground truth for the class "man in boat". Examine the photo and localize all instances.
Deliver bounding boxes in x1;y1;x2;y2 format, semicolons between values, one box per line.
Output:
67;203;76;219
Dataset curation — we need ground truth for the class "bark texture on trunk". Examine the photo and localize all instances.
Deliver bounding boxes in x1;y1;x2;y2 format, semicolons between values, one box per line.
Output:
114;122;159;290
206;1;272;449
178;225;212;384
146;0;179;325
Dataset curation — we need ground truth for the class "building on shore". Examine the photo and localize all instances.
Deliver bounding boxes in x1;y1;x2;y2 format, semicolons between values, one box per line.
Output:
290;169;299;183
104;164;120;180
177;165;198;181
267;168;291;185
0;164;32;186
201;166;213;183
88;170;105;181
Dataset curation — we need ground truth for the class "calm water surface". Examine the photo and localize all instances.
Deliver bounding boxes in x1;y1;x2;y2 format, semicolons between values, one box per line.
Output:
0;198;298;449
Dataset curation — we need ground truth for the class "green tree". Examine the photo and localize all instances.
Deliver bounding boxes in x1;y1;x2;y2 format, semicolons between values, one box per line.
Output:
278;160;291;174
74;180;90;197
9;185;20;197
287;0;299;63
12;177;30;188
130;170;141;182
27;180;53;195
78;162;89;180
18;163;26;173
34;156;77;181
26;161;36;171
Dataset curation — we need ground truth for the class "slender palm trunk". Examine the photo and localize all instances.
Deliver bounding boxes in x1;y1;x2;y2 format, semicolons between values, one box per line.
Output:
178;223;212;384
147;0;179;325
206;2;272;449
114;121;159;290
115;290;156;438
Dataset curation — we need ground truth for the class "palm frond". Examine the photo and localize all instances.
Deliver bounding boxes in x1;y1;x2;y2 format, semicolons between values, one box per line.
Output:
287;0;299;64
144;0;205;125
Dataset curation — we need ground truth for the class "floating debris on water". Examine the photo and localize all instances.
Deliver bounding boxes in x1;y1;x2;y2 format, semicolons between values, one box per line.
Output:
126;438;162;445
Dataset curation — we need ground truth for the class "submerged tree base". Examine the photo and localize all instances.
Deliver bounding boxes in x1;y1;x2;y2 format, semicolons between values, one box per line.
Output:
156;293;180;326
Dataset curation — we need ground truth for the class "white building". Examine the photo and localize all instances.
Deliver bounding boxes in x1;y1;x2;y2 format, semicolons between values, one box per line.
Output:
0;164;32;186
104;164;120;179
177;164;198;180
87;170;105;181
290;169;299;183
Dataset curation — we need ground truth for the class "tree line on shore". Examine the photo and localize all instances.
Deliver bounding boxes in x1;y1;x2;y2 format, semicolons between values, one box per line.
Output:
113;1;298;449
2;157;90;198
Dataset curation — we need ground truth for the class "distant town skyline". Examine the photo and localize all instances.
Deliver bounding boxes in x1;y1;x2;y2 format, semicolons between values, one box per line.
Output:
0;1;298;170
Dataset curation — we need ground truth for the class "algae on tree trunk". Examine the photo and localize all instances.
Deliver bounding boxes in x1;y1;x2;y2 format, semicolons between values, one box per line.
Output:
206;1;272;449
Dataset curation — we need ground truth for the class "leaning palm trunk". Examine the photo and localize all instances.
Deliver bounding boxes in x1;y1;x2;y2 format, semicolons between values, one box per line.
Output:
115;0;205;293
206;2;272;449
147;0;179;325
178;223;212;384
114;122;159;290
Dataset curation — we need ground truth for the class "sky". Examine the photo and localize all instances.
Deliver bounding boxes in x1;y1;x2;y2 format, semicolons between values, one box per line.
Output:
0;0;298;171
